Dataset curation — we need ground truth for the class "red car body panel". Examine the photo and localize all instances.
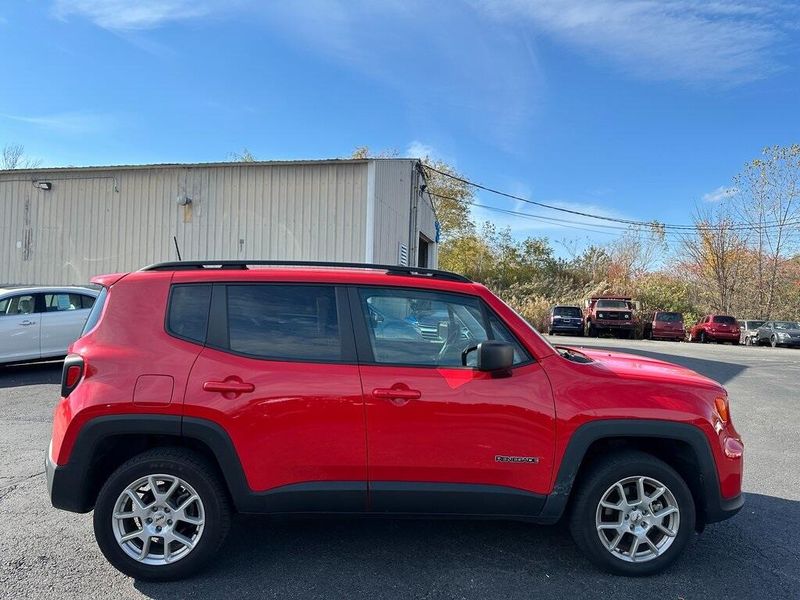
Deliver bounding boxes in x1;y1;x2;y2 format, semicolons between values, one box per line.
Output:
690;315;741;343
185;346;367;490
359;362;555;494
649;312;686;340
50;267;743;508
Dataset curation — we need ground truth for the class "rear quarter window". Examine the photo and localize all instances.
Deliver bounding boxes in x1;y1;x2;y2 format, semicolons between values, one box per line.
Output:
81;287;107;335
167;284;212;343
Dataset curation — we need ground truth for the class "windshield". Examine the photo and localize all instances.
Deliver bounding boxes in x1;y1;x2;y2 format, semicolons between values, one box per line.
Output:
596;299;630;309
712;316;736;324
655;312;682;322
746;320;764;329
554;306;582;317
774;321;800;329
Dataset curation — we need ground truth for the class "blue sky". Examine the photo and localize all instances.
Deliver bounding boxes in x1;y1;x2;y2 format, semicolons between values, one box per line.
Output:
1;1;799;250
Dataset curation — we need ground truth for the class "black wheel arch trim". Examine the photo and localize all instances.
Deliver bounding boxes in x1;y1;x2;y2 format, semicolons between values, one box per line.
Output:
536;419;742;525
48;416;742;524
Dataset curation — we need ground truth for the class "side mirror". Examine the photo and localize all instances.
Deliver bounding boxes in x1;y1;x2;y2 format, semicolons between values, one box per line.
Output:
463;341;514;372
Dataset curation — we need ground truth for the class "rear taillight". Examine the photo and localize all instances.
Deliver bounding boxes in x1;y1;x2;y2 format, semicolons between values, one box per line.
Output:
61;354;85;397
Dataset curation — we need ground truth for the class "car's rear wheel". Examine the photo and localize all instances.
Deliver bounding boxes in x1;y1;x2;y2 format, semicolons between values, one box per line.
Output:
569;451;695;576
699;332;707;343
93;448;231;581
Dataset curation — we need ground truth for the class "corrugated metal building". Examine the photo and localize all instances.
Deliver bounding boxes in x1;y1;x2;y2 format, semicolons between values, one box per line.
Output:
0;158;438;285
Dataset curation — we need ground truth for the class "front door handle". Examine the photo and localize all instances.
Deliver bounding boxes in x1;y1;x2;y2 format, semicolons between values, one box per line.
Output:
203;377;255;396
372;386;421;401
20;320;36;326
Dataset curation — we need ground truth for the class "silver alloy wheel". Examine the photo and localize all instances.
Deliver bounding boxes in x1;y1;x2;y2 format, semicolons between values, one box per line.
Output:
112;474;205;566
595;476;680;563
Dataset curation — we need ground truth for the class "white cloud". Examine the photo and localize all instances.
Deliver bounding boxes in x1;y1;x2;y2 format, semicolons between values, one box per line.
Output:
406;141;435;159
0;111;116;134
50;1;542;148
52;0;219;30
702;185;738;202
475;0;795;85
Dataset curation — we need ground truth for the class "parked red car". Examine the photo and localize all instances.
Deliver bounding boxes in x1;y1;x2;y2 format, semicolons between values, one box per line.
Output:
689;315;740;344
643;311;686;341
46;261;743;581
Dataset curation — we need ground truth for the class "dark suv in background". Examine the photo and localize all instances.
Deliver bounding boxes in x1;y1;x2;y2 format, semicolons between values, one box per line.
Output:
546;305;584;336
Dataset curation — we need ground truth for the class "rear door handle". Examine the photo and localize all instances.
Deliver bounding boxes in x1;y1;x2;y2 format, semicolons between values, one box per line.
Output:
372;387;421;400
20;320;36;326
203;378;255;396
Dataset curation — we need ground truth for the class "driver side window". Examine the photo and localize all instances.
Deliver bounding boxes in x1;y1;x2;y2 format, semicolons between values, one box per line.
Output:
357;288;528;367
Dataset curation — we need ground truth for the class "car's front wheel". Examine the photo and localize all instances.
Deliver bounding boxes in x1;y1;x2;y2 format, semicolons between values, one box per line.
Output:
569;451;695;576
93;448;231;581
771;335;779;348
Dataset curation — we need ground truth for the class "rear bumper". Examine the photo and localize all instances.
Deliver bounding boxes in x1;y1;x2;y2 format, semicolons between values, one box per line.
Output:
551;325;583;333
709;332;739;342
652;330;685;339
45;447;92;513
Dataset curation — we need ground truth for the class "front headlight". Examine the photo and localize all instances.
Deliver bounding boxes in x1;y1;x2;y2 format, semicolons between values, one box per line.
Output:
777;332;790;339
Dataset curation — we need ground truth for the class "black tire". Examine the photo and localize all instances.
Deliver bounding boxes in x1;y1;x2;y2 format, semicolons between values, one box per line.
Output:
699;331;707;343
744;336;752;346
569;451;695;576
548;330;553;336
577;328;585;337
771;335;778;348
587;323;597;338
93;448;232;581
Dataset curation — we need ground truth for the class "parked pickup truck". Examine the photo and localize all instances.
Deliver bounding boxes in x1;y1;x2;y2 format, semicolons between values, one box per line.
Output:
584;296;637;338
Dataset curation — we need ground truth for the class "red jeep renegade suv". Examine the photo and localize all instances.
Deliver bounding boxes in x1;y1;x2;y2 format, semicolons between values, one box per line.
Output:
46;261;744;581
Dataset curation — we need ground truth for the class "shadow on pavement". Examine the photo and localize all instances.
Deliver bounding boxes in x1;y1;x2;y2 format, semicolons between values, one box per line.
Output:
135;492;798;600
0;361;62;389
580;344;749;385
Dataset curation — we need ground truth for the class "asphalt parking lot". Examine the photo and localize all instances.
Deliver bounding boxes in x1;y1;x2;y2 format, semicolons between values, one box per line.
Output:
1;339;798;599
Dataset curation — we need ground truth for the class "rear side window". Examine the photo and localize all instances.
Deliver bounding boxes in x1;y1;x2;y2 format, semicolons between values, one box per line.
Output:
81;288;107;335
167;285;212;343
44;293;94;311
226;285;341;361
655;312;682;322
713;316;736;324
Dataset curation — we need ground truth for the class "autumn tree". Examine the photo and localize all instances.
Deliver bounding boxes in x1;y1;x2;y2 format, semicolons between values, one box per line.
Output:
733;144;800;318
1;143;41;169
229;148;257;162
680;205;749;314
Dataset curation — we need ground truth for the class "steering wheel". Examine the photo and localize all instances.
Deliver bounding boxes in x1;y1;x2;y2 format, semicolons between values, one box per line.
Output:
437;323;477;366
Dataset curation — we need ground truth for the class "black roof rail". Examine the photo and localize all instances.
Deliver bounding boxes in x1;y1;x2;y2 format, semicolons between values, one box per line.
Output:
139;260;471;283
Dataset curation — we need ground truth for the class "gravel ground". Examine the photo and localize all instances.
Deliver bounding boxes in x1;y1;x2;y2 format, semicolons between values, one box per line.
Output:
1;339;798;599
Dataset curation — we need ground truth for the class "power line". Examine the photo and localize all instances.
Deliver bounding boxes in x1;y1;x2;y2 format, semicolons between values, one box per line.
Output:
429;190;690;242
423;164;800;232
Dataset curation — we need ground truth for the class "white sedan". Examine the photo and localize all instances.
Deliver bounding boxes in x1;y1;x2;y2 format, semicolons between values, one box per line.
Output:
0;286;99;365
